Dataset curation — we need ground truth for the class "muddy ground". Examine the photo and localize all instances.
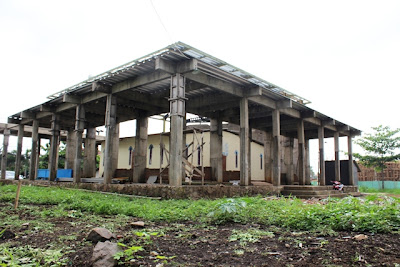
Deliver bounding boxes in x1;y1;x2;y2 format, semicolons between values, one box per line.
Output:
1;202;399;267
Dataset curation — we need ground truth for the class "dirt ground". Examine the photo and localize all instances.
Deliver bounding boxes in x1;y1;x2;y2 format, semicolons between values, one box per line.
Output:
1;202;400;267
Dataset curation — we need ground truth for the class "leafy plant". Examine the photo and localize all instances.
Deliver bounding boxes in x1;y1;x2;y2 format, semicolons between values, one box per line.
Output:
229;228;274;246
114;243;144;264
207;198;247;223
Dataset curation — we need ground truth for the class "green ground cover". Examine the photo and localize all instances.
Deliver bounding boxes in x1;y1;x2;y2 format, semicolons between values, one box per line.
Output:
1;184;399;233
359;186;400;195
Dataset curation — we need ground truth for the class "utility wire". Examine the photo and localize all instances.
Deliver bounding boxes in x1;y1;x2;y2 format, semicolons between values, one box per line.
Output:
149;0;189;59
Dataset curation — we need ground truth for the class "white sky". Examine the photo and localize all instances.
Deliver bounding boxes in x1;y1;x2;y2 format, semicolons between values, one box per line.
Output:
1;0;399;172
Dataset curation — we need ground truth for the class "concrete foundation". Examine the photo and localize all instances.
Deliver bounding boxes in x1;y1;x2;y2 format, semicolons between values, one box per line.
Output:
1;179;280;200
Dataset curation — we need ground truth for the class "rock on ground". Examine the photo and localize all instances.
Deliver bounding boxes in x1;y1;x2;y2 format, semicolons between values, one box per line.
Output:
91;241;122;267
87;227;115;243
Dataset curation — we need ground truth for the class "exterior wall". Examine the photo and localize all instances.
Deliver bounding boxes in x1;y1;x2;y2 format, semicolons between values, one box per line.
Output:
359;181;400;190
358;162;400;181
99;130;265;180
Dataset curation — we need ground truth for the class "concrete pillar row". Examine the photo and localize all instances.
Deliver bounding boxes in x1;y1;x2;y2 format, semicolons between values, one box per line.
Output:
73;105;85;183
1;127;10;179
133;115;148;183
15;124;24;180
49;114;60;181
272;109;281;186
104;94;117;184
169;73;185;186
348;135;355;185
83;127;97;178
239;97;250;186
29;120;39;180
334;132;341;181
318;126;325;186
210;115;223;183
297;120;305;185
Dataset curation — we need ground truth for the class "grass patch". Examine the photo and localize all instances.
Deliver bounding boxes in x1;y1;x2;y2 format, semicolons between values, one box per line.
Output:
1;185;399;233
359;186;400;194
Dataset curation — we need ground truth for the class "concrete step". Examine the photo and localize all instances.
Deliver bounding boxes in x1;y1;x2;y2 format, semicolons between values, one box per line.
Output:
283;185;359;192
284;193;350;199
281;190;344;196
283;185;334;191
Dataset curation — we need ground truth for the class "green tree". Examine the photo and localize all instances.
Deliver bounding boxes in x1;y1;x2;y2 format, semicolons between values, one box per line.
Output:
354;125;400;188
39;142;66;169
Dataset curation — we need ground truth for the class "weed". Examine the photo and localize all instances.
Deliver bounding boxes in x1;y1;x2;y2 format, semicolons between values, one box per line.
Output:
114;243;144;264
229;228;274;246
0;244;68;266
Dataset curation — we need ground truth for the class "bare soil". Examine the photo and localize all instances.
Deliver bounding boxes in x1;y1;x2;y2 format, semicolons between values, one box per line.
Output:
1;203;399;267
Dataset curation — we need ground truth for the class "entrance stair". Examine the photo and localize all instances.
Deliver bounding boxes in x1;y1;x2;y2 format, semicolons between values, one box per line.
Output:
281;185;360;199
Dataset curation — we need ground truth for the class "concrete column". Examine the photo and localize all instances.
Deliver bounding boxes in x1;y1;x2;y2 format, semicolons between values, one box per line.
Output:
73;105;85;183
182;113;187;180
112;123;120;175
297;120;305;185
272;110;281;186
49;114;60;181
83;127;97;178
305;138;311;185
248;127;252;182
285;138;294;185
210;115;223;183
239;97;249;186
334;132;341;181
133;116;148;183
15;124;24;180
318;126;325;186
169;73;185;186
263;131;272;183
65;129;76;169
104;94;117;184
36;138;41;177
29;120;39;180
348;135;355;185
1;127;10;179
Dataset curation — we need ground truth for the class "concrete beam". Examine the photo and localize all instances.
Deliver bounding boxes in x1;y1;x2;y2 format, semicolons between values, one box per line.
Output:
279;108;300;118
184;72;244;97
112;70;171;94
248;95;276;109
155;58;198;74
20;111;35;119
92;81;112;93
56;103;78;113
301;111;317;118
244;86;262;97
322;119;336;126
40;105;53;112
277;99;293;109
63;94;81;104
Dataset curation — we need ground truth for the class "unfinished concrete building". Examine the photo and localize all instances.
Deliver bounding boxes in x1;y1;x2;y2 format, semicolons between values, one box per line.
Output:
2;42;361;192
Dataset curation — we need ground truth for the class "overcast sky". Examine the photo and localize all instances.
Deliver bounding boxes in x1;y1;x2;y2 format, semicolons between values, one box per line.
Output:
1;0;399;171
